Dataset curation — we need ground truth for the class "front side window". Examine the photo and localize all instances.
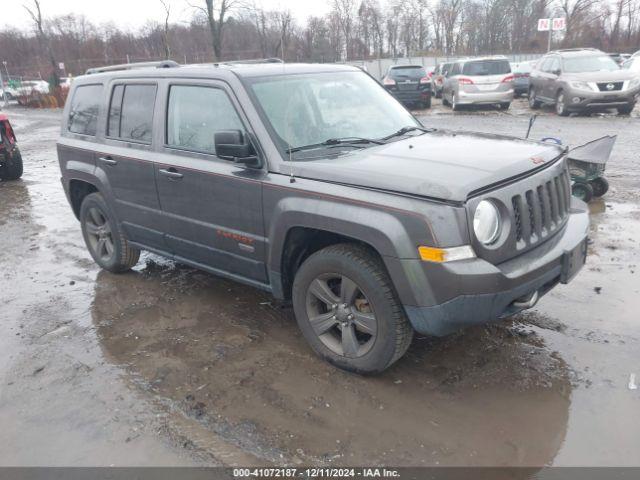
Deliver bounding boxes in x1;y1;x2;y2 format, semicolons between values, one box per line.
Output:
108;84;156;143
249;71;419;155
563;55;620;73
167;85;243;155
68;84;102;136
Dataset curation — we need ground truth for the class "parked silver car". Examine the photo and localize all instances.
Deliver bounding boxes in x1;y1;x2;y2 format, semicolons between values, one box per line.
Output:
528;48;640;116
442;57;514;111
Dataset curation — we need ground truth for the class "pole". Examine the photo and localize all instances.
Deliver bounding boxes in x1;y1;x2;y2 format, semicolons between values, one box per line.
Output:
547;28;552;52
0;68;7;108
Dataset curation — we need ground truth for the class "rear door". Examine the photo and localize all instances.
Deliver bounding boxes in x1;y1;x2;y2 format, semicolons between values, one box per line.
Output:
99;80;166;250
154;80;268;285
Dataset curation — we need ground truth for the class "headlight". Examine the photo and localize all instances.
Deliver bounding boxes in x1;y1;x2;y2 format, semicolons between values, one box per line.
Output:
474;200;501;245
569;81;594;92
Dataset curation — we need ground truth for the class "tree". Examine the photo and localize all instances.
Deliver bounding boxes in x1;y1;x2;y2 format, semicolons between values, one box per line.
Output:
191;0;241;61
159;0;172;59
24;0;60;87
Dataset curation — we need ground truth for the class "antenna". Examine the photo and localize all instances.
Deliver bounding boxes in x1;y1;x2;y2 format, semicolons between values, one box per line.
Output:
282;59;296;183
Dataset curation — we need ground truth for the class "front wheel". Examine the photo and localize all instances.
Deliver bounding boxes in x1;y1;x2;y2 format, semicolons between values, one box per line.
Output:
617;103;635;115
572;181;594;203
451;92;461;111
0;149;23;181
80;192;140;273
499;102;511;110
555;91;570;116
590;177;609;197
292;244;413;374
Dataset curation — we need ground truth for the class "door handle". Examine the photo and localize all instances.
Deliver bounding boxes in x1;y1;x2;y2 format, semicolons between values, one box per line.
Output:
159;167;184;180
99;156;117;166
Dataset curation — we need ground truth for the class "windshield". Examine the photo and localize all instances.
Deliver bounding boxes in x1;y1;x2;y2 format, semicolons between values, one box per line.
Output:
389;66;427;79
462;60;511;76
248;71;420;156
563;55;620;73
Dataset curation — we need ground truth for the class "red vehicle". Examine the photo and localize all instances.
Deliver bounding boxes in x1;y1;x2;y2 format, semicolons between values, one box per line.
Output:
0;114;22;180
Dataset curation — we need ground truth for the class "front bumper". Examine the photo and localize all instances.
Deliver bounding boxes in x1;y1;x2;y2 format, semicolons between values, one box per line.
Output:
565;87;640;110
400;198;589;336
457;89;514;105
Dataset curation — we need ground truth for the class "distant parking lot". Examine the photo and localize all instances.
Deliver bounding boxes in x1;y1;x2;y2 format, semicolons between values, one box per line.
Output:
1;103;639;467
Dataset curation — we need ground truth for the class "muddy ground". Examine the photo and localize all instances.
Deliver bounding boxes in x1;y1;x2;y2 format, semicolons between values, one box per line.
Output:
1;98;638;467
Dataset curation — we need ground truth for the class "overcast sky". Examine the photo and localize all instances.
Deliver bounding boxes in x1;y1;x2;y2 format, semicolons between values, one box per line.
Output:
2;0;330;30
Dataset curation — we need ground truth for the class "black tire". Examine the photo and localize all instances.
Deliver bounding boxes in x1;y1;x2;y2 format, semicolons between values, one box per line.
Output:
0;148;23;181
423;95;432;109
590;177;609;197
528;88;541;109
555;90;570;116
617;103;635;115
571;181;594;203
499;102;511;110
80;192;140;273
435;90;442;99
292;243;413;374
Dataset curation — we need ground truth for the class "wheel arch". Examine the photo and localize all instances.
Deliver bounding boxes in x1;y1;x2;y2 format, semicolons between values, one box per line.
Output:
68;178;99;219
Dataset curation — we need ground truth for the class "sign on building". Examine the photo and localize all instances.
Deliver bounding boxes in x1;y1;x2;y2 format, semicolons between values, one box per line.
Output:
552;18;566;30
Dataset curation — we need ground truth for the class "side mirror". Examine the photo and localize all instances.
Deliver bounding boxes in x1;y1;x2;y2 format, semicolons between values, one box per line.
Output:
214;130;260;168
552;69;561;76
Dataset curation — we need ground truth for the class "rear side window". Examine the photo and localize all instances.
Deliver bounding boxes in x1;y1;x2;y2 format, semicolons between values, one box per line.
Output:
462;60;511;76
68;84;102;136
166;85;243;155
108;84;156;143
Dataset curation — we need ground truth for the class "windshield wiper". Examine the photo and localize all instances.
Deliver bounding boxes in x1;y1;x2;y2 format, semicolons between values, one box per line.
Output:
382;126;434;141
286;137;384;154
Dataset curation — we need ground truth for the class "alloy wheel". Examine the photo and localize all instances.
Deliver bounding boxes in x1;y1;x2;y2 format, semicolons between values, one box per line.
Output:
305;273;378;358
85;207;115;263
556;93;565;115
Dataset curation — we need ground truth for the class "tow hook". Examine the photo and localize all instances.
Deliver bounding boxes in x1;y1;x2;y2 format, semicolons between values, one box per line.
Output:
512;290;539;309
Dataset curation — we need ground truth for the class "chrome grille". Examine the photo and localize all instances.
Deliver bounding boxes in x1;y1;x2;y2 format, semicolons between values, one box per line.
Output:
511;169;571;246
596;81;623;92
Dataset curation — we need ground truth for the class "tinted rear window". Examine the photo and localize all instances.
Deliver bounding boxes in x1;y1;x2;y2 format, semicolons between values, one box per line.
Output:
68;84;102;136
390;66;427;78
108;84;156;143
462;60;511;76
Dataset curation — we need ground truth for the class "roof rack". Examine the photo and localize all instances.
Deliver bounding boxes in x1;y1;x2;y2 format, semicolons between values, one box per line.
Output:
214;58;284;66
550;48;602;53
85;60;180;75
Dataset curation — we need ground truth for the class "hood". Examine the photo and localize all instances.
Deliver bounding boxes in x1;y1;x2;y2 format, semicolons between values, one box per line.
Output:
291;130;564;203
562;70;637;82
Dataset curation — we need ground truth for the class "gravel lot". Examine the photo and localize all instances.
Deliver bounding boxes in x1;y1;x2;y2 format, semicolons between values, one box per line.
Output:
1;98;638;467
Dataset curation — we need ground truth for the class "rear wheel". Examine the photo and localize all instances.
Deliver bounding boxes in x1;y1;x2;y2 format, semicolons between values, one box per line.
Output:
555;90;570;116
590;177;609;197
528;88;541;109
80;192;140;273
572;181;594;202
0;149;23;181
292;243;413;374
423;95;432;109
499;102;511;110
451;92;461;111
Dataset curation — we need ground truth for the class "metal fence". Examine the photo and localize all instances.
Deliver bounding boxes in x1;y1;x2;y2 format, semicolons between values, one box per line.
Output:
345;53;544;79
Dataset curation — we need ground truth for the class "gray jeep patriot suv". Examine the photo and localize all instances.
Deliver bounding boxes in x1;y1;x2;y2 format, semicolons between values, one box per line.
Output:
57;60;589;373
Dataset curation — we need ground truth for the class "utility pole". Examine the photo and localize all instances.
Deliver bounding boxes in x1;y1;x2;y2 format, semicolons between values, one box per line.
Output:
0;68;7;108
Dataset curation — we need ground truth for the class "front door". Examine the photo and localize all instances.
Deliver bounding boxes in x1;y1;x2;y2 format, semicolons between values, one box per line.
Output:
154;81;268;285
